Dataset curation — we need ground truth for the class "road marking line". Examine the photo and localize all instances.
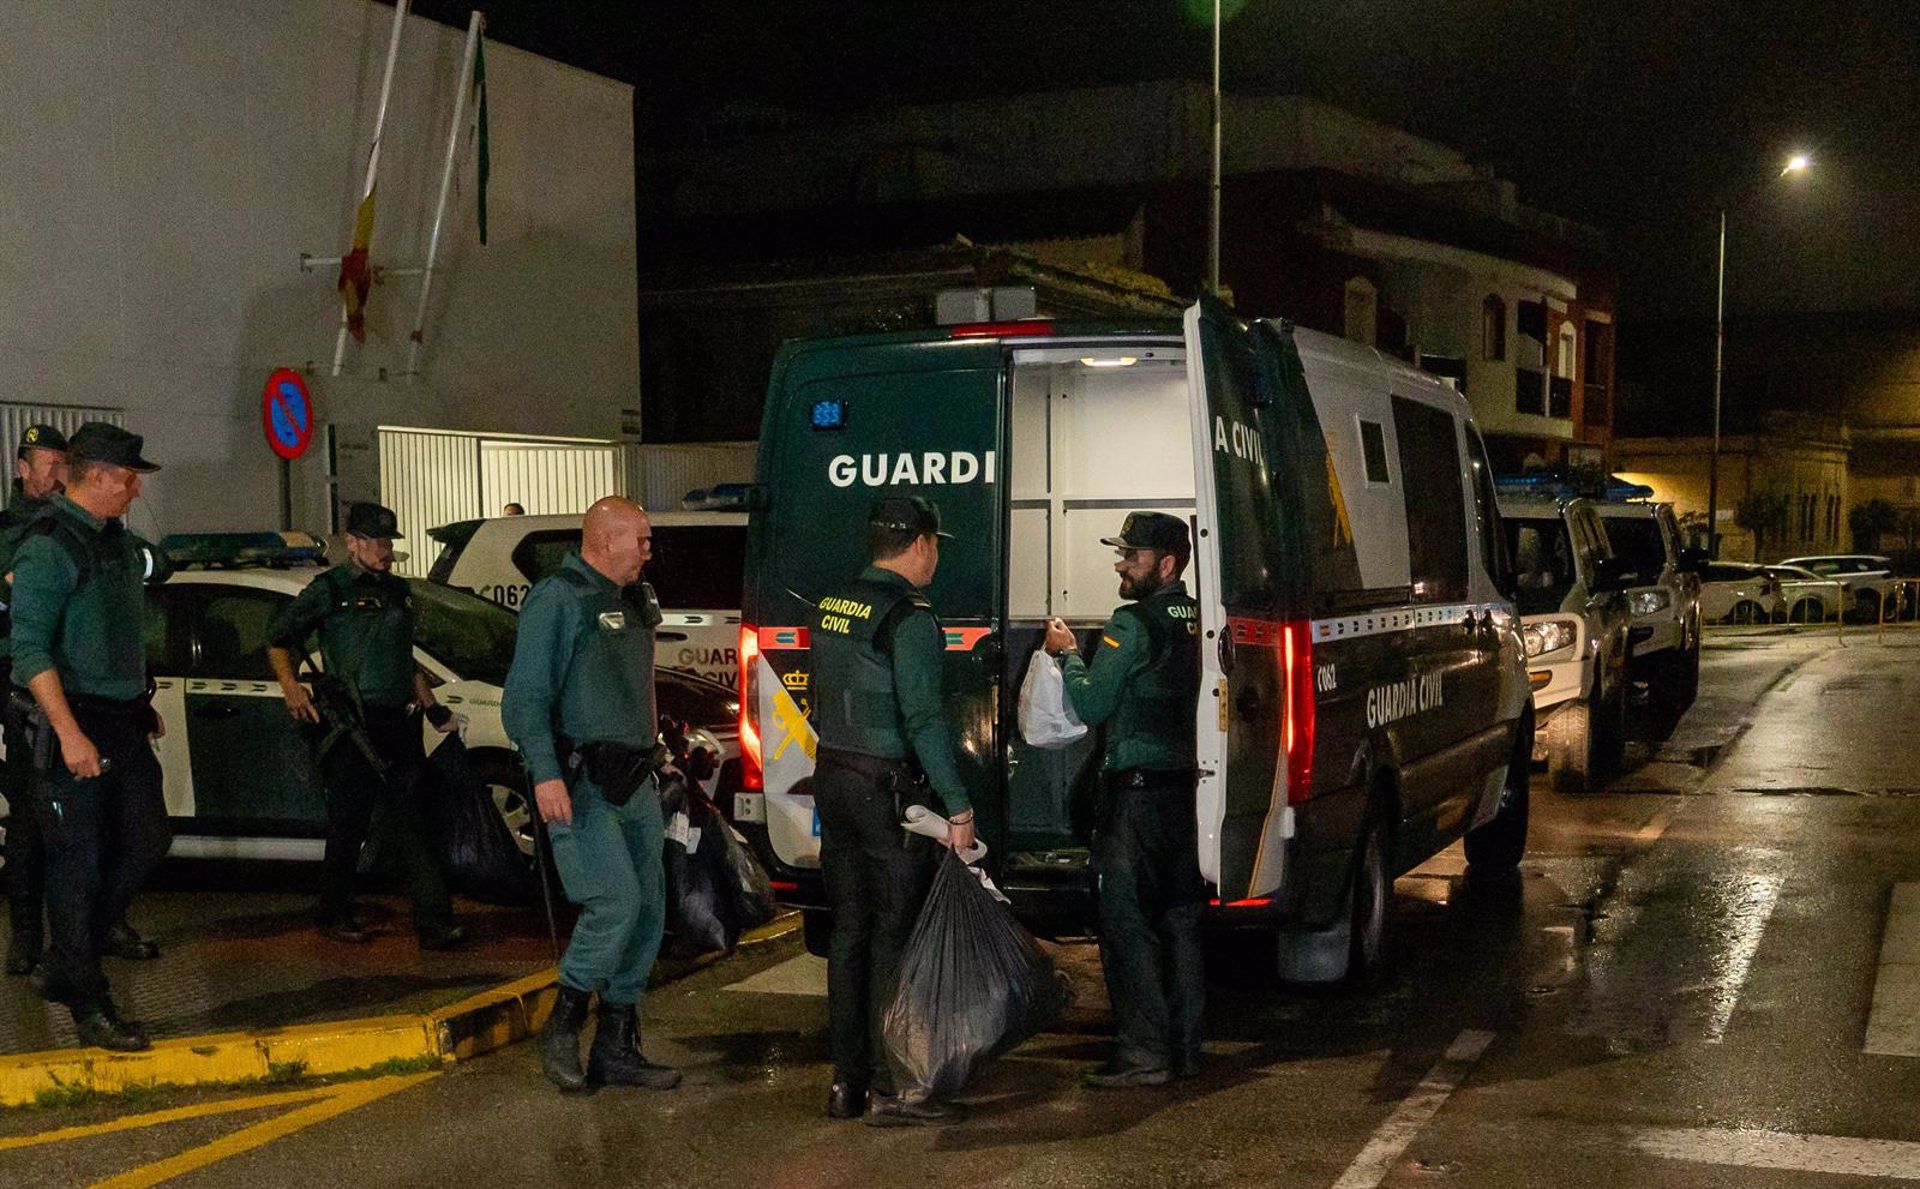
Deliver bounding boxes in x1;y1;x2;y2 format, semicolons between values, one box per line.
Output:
1632;1127;1920;1180
1703;875;1780;1043
1866;883;1920;1057
87;1072;437;1189
1632;806;1674;846
1329;1029;1494;1189
0;1085;338;1152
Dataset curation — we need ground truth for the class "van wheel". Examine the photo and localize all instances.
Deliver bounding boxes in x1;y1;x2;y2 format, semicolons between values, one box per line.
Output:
1345;823;1393;989
1466;721;1532;872
802;909;832;959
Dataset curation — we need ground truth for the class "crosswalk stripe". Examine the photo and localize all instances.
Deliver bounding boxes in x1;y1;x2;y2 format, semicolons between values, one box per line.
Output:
1633;1127;1920;1180
1866;882;1920;1057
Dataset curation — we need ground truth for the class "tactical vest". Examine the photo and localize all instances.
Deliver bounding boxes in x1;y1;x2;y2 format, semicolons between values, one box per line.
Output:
550;567;663;735
809;575;929;759
1108;588;1202;768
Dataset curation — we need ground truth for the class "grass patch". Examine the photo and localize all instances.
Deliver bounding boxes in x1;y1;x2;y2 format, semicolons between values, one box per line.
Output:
13;1055;447;1113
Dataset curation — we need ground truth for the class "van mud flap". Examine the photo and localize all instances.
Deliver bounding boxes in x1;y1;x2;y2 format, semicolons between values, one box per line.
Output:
1276;917;1351;984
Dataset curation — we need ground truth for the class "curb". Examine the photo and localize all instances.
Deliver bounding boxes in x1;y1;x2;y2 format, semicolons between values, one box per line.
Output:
0;914;800;1108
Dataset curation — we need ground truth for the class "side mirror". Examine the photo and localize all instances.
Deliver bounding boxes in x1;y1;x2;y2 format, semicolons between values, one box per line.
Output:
1677;547;1709;575
1591;556;1637;594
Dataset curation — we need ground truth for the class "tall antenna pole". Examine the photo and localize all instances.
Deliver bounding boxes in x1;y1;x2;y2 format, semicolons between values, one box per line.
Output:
332;0;410;377
407;10;484;382
1208;0;1223;295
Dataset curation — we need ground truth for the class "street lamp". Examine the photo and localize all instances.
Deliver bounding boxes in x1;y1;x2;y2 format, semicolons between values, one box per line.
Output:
1705;150;1813;559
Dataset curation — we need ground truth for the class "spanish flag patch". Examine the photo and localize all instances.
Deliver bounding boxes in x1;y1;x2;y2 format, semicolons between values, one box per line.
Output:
1102;635;1122;649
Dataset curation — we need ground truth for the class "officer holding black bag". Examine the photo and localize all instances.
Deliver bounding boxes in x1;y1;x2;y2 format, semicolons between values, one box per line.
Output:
1044;510;1204;1089
267;502;463;951
810;494;975;1128
503;496;681;1095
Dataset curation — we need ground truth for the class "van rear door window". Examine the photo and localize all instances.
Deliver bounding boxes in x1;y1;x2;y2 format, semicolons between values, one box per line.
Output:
1359;419;1391;484
1390;395;1468;602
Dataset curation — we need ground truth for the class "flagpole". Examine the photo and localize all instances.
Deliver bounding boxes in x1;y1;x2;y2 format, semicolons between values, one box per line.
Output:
406;10;484;383
332;0;411;378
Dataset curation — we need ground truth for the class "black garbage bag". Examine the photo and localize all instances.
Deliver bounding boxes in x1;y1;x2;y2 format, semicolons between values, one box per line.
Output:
882;851;1069;1101
423;733;533;905
665;786;779;957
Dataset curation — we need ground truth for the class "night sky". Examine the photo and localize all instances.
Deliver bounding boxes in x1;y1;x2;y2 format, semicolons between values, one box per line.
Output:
410;0;1920;322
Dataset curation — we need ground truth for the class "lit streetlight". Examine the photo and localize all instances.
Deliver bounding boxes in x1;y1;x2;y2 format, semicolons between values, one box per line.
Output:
1706;150;1813;558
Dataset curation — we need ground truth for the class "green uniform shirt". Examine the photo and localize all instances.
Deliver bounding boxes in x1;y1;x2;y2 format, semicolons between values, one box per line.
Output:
1063;580;1201;773
502;553;660;786
0;482;56;664
10;496;154;701
810;566;971;815
268;561;419;708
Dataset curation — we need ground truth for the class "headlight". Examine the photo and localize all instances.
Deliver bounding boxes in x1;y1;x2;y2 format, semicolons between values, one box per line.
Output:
1628;589;1672;616
1523;620;1576;658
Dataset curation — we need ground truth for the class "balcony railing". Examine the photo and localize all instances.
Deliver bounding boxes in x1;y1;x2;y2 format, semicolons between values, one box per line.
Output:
1515;367;1546;416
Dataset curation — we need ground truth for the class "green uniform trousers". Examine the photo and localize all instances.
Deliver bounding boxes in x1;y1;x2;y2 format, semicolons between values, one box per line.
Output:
548;775;665;1008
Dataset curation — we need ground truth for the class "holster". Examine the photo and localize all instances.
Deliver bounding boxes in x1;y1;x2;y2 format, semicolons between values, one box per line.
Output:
557;736;668;808
7;686;50;773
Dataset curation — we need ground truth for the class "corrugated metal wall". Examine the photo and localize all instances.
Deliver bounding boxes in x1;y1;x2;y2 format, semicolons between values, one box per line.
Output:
480;441;620;518
625;442;758;510
378;431;483;577
0;403;125;453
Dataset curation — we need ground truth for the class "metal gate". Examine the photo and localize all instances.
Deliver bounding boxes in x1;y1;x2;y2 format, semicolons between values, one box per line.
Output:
378;428;626;577
0;403;125;453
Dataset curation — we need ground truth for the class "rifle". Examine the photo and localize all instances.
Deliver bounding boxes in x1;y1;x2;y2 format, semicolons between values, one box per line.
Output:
307;671;388;780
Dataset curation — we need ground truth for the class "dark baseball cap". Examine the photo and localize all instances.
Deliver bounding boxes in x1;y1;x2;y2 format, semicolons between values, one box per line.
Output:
868;494;953;540
67;422;159;473
17;424;67;458
1101;510;1190;558
344;502;403;540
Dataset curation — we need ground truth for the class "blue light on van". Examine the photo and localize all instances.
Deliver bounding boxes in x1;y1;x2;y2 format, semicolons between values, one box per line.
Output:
810;399;846;430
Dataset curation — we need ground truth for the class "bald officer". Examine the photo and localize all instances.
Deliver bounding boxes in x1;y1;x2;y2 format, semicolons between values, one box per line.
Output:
504;497;680;1095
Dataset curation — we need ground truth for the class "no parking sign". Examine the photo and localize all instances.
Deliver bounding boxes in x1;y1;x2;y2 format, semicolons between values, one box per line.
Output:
262;368;315;461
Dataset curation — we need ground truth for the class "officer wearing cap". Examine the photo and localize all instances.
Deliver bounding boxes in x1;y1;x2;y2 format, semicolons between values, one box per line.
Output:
266;502;463;950
2;424;68;976
504;496;681;1095
810;494;974;1127
11;422;170;1050
1044;510;1203;1088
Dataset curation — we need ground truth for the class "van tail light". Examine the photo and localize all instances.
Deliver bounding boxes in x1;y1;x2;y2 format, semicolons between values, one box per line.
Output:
738;624;763;790
948;320;1054;338
1281;620;1316;805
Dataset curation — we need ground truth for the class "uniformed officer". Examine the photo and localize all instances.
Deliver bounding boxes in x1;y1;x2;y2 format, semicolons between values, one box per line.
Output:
503;496;681;1094
266;502;463;950
3;424;68;977
11;423;170;1050
1043;510;1203;1088
811;494;976;1127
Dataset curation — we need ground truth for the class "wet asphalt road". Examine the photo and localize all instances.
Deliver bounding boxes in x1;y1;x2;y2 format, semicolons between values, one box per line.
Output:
7;626;1920;1187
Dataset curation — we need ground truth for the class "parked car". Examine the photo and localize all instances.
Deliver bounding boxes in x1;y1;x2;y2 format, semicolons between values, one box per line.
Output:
125;535;738;881
1764;564;1856;623
1498;494;1635;791
1698;561;1783;624
740;303;1534;986
426;510;747;688
1777;554;1902;621
1594;500;1703;731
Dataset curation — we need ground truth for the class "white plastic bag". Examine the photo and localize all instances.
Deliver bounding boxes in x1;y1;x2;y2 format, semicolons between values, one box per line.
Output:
1017;651;1087;749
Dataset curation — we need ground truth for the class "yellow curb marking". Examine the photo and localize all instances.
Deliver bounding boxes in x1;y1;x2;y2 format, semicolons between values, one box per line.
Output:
0;1085;338;1152
80;1072;438;1189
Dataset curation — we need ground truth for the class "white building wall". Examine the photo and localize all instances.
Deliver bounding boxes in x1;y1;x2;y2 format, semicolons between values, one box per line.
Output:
0;0;637;539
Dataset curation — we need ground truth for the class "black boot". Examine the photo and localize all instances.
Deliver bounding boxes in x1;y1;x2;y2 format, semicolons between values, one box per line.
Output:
104;921;159;961
72;1001;150;1052
5;926;39;977
585;1002;681;1090
538;985;592;1093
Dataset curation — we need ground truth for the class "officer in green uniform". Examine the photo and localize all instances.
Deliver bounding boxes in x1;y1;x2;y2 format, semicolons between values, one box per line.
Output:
11;423;170;1050
504;496;681;1095
1044;510;1203;1088
810;494;975;1128
3;424;67;976
267;502;463;950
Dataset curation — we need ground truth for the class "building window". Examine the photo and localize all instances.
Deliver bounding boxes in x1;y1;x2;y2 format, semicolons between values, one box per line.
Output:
1481;295;1506;361
1344;277;1377;347
1515;299;1548;416
1556;323;1578;379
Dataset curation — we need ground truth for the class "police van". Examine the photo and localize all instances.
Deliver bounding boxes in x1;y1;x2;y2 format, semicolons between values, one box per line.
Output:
426;510;746;688
1494;492;1634;791
735;301;1533;982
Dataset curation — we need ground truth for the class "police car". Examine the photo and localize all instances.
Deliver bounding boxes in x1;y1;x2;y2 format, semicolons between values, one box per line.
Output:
1594;498;1702;729
736;301;1534;984
1494;492;1634;792
426;509;746;689
107;534;737;874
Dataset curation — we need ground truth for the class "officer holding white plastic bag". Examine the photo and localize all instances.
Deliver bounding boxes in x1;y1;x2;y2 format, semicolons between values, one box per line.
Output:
1017;646;1087;749
1044;511;1204;1088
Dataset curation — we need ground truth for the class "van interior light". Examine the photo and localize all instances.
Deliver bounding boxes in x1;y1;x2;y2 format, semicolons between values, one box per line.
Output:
1080;356;1138;368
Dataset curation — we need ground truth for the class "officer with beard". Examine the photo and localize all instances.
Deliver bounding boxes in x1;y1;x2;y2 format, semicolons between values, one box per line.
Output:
1043;510;1203;1088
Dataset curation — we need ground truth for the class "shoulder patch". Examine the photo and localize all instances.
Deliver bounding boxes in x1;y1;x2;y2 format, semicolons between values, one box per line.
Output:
1102;635;1122;649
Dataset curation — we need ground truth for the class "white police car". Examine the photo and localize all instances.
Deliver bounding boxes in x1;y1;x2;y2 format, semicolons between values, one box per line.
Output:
128;534;737;872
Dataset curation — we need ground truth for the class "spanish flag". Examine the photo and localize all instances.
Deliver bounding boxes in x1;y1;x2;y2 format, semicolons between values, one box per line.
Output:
337;187;376;341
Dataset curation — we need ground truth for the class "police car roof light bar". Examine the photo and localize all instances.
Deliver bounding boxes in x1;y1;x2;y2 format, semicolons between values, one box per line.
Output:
1491;472;1655;503
681;484;755;512
161;531;329;569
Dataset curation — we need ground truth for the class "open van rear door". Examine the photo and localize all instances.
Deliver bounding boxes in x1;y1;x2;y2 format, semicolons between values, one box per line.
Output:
1184;300;1299;901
